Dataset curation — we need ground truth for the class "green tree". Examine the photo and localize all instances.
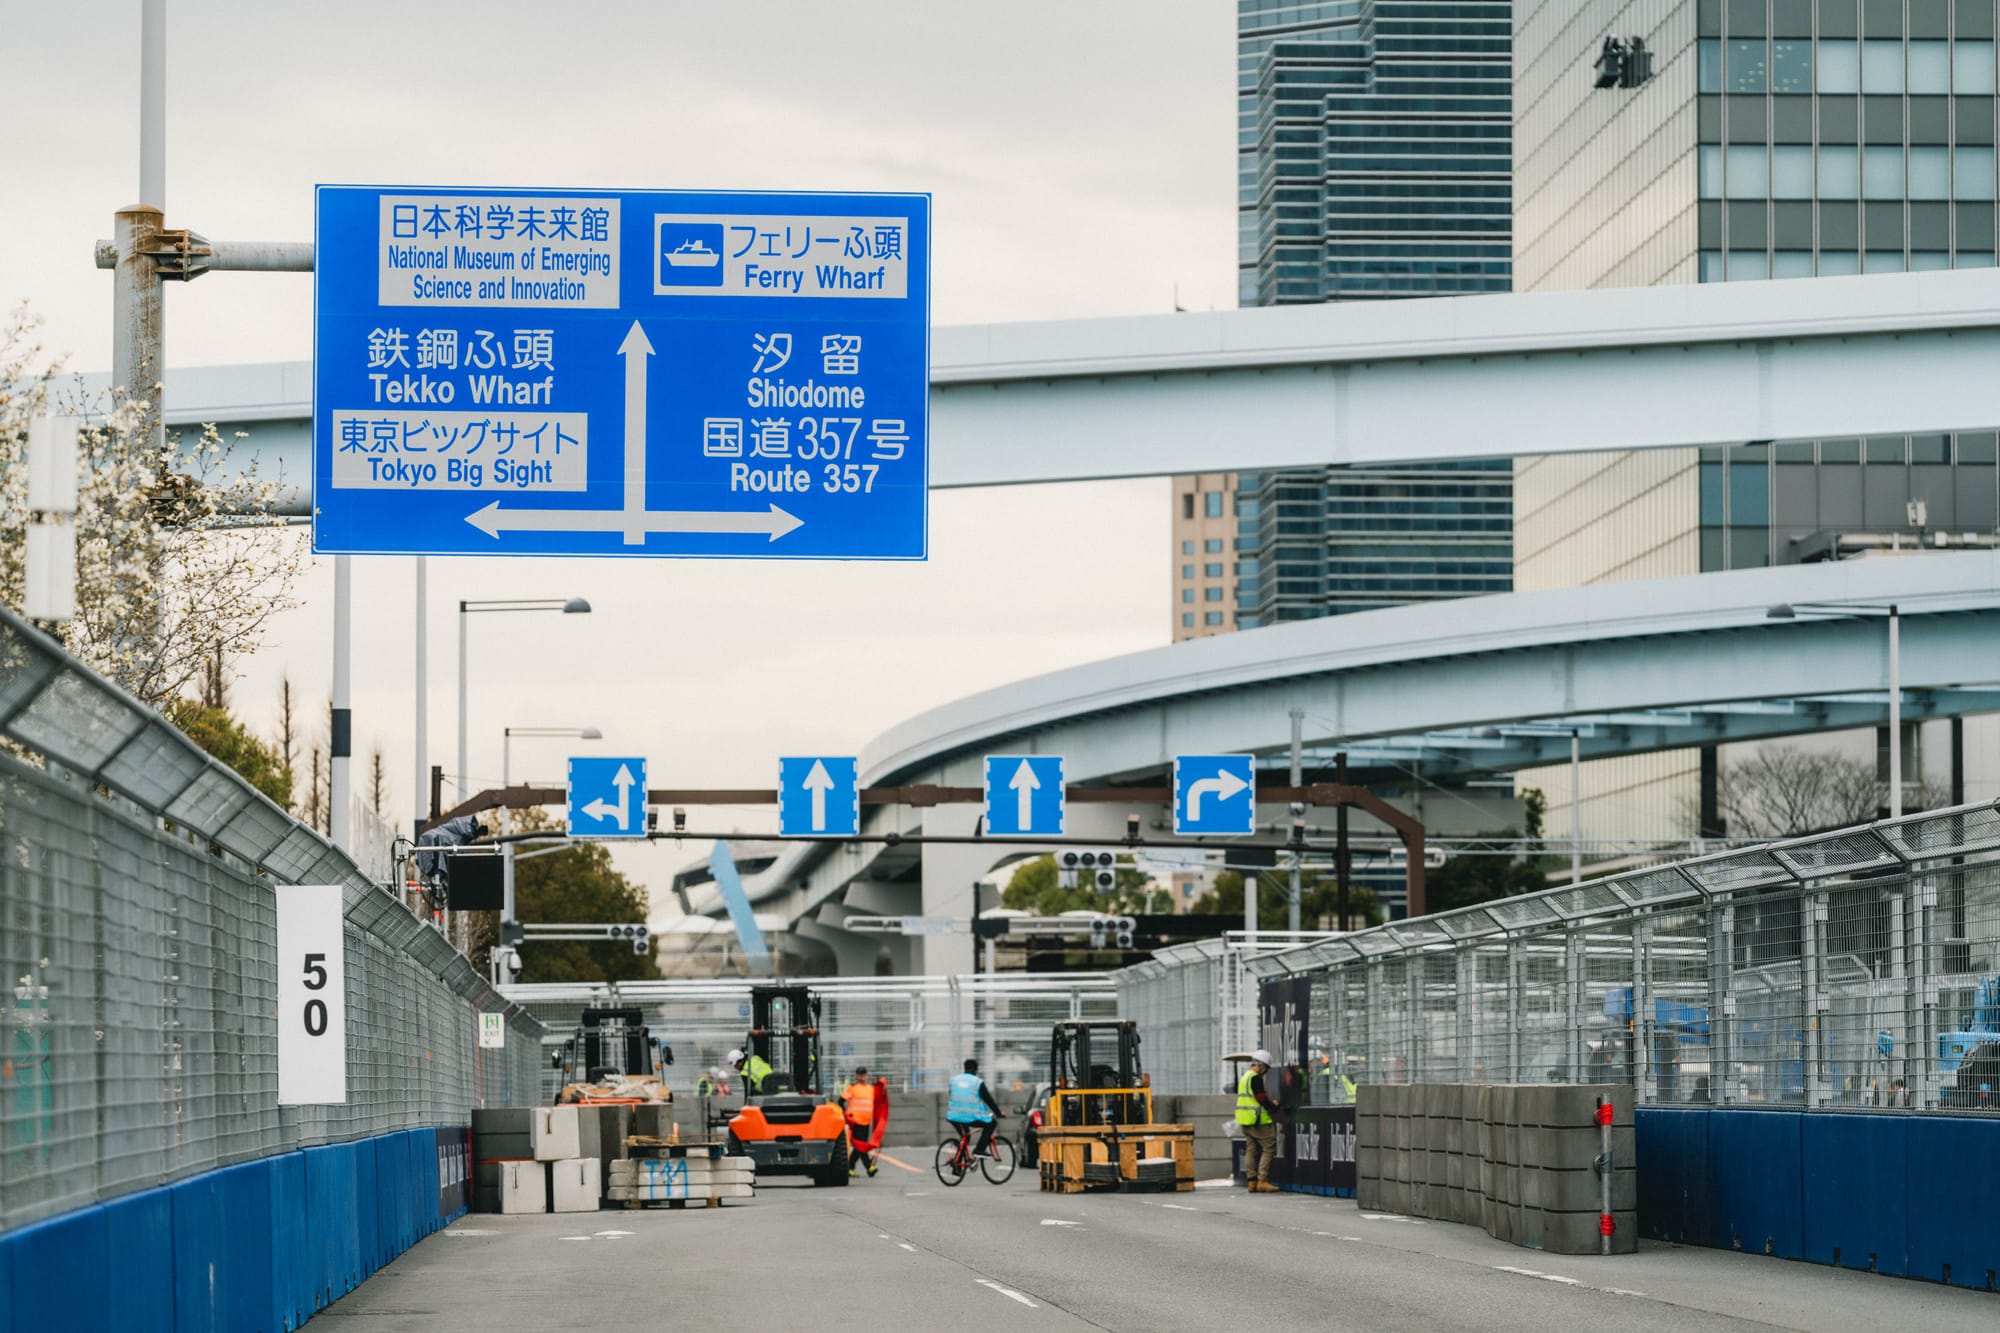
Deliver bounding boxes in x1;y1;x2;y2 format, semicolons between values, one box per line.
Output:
504;810;662;983
1191;869;1385;931
167;697;294;809
1424;788;1554;914
1000;854;1156;916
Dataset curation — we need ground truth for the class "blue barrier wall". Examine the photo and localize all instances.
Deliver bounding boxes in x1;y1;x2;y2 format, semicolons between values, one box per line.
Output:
0;1125;466;1332
1637;1107;2000;1292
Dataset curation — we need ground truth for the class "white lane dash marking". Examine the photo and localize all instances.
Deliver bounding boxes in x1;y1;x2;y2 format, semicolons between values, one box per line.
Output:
1495;1265;1546;1278
897;1242;918;1252
594;1230;633;1237
1492;1265;1641;1297
1040;1219;1082;1227
1603;1288;1649;1298
558;1235;591;1241
1359;1213;1426;1225
1540;1275;1583;1286
1160;1203;1198;1211
444;1229;495;1237
977;1278;1040;1308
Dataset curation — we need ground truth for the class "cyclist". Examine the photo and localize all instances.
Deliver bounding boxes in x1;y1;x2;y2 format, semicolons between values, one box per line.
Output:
946;1057;1001;1158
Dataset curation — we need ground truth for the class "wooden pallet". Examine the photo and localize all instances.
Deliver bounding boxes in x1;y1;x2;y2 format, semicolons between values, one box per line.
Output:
624;1138;726;1160
620;1194;724;1210
1036;1124;1195;1194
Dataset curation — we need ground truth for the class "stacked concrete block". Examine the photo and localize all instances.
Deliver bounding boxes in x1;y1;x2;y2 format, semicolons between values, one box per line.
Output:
473;1160;545;1214
549;1158;602;1213
1351;1082;1637;1256
1164;1094;1237;1181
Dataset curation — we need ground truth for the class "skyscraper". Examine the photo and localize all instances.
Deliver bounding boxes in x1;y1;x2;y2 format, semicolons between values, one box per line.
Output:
1176;0;1516;640
1512;0;2000;838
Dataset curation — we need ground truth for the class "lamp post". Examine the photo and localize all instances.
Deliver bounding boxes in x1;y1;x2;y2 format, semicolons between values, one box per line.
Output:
1767;602;1902;817
498;725;602;969
459;597;591;802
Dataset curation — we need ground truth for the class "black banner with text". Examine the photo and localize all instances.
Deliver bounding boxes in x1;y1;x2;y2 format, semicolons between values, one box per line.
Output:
1272;1105;1357;1195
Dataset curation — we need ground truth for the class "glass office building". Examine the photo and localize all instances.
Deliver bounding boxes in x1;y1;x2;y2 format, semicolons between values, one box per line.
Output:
1513;0;2000;840
1182;0;1515;637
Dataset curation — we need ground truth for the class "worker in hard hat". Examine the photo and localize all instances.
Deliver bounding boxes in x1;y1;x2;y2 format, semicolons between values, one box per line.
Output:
1237;1049;1284;1193
843;1067;882;1177
728;1047;773;1095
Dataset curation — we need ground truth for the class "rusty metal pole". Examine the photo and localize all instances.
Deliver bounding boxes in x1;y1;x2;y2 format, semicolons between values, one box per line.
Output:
111;205;165;454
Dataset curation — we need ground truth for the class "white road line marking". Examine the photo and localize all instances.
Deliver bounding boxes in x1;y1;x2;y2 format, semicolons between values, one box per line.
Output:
594;1230;633;1237
1540;1274;1583;1286
1040;1219;1082;1227
1491;1264;1643;1298
1494;1265;1545;1278
559;1236;591;1241
1602;1288;1650;1298
1359;1213;1425;1225
897;1242;918;1252
1160;1203;1199;1211
977;1278;1040;1308
444;1229;495;1237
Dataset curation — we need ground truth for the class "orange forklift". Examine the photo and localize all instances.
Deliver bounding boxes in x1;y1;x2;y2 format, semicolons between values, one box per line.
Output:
723;984;851;1186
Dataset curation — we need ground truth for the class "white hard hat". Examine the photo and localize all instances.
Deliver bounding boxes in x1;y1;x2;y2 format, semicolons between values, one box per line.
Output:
726;1048;745;1064
1251;1049;1273;1066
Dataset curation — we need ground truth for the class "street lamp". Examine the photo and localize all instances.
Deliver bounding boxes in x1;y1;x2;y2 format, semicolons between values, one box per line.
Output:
458;596;591;802
1767;601;1902;817
499;725;602;951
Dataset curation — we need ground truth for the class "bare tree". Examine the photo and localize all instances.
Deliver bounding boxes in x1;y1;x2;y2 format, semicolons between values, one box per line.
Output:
304;744;324;833
275;676;298;807
369;744;387;816
1720;744;1939;838
0;303;304;706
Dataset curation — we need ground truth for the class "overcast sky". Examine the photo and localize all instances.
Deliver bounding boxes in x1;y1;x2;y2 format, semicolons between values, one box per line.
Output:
1;2;1238;902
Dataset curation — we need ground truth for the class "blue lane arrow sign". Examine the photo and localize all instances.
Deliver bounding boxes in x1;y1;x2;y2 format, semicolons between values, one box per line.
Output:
984;755;1065;836
779;756;859;837
1173;754;1257;836
568;756;648;839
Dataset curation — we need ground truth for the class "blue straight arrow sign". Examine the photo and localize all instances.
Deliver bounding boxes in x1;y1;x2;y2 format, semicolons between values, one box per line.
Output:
983;755;1066;836
779;756;859;837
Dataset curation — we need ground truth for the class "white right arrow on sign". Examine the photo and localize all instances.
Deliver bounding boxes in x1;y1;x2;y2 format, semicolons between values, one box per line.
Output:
1185;767;1251;822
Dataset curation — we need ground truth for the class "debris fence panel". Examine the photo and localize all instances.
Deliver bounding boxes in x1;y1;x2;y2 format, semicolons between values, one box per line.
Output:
504;975;1121;1104
0;608;543;1236
1120;806;2000;1115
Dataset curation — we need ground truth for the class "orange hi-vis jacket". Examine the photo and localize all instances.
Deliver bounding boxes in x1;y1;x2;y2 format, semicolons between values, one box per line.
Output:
844;1080;877;1125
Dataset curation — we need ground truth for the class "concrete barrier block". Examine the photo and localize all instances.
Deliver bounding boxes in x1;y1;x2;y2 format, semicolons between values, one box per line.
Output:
1355;1083;1382;1118
1491;1084;1516;1126
1517;1125;1557;1168
1531;1168;1637;1213
1536;1208;1637;1255
1534;1125;1632;1170
1386;1084;1410;1118
1443;1115;1465;1154
1426;1113;1450;1152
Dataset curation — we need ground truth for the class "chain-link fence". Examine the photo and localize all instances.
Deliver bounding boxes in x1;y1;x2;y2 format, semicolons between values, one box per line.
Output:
502;974;1119;1104
0;609;543;1235
1113;933;1337;1095
1119;804;2000;1115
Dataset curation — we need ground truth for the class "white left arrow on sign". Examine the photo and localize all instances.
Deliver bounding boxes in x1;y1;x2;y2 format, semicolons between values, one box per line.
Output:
462;320;805;546
583;763;637;830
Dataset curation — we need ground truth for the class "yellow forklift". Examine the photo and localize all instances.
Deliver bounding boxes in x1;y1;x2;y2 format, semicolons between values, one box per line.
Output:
1034;1020;1192;1192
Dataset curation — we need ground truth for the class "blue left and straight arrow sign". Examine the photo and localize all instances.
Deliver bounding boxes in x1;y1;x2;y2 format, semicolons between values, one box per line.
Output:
983;755;1066;836
779;756;859;836
567;756;647;838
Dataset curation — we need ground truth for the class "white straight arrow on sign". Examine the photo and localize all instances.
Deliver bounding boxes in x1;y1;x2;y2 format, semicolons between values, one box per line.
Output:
462;320;805;546
1010;759;1039;831
804;759;835;832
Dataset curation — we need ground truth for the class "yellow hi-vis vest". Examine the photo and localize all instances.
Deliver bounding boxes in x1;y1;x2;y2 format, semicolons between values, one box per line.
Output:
845;1080;876;1123
742;1053;774;1093
1236;1067;1272;1126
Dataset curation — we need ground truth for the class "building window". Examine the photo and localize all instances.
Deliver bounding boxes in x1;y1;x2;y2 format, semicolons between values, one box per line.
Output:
1699;145;1723;199
1727;39;1768;93
1772;40;1812;94
1180;540;1194;555
1820;250;1862;275
1956;147;1998;200
1909;146;1950;200
1204;612;1225;626
1698;38;1721;93
1861;40;1903;95
1181;588;1194;604
1181;564;1195;579
1772;251;1814;278
1955;41;1997;95
1205;588;1224;602
1204;491;1225;518
1204;562;1224;577
1726;145;1767;198
1181;613;1194;628
1909;41;1951;95
1862;147;1903;200
1204;539;1224;553
1771;146;1812;199
1182;493;1195;520
1819;145;1859;198
1728;251;1770;281
1818;40;1859;94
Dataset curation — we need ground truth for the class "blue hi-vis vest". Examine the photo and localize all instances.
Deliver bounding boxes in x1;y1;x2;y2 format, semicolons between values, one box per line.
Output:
947;1072;994;1124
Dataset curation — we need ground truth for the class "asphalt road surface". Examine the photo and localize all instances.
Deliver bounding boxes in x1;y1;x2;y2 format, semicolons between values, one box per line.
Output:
323;1158;1998;1331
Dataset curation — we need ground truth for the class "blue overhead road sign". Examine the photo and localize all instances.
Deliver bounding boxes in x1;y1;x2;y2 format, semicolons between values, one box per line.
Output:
567;757;647;839
1173;754;1257;836
779;756;859;837
984;755;1065;836
312;186;930;560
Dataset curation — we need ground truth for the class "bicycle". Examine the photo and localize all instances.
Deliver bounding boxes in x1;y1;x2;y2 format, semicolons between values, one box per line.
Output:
934;1119;1016;1186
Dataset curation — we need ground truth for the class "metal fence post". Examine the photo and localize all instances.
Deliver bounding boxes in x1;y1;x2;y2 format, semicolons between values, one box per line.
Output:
1454;947;1476;1082
1565;928;1587;1087
1710;902;1735;1106
1803;892;1828;1108
1633;914;1655;1102
1506;935;1525;1084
